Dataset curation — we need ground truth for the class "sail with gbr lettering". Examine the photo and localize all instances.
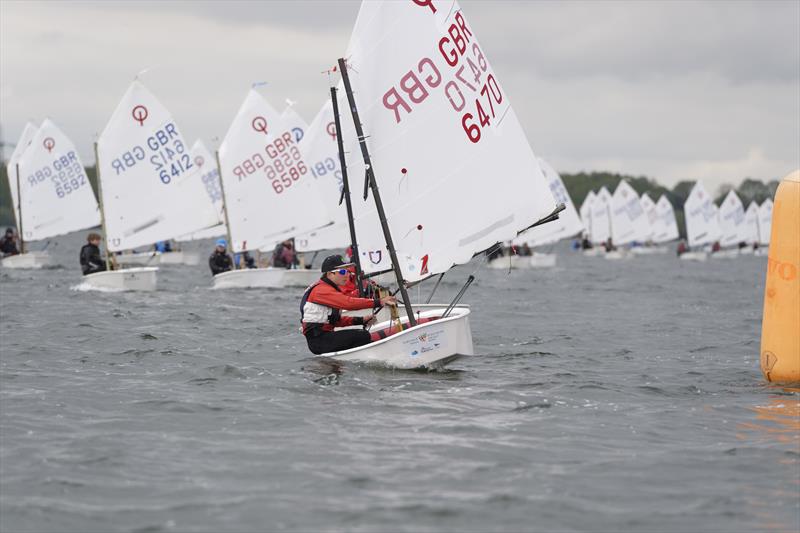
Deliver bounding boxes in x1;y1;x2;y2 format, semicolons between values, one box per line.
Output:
16;119;100;241
652;195;679;243
294;98;350;252
610;180;648;245
97;81;219;252
684;181;721;248
175;140;226;241
515;158;583;246
718;190;746;247
340;0;556;282
218;89;330;253
7;123;40;227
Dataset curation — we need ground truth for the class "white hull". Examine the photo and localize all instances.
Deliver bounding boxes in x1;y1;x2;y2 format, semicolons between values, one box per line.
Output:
679;251;708;262
529;253;556;268
582;248;604;257
83;267;158;291
487;255;524;269
604;249;628;261
345;303;469;324
158;251;200;266
738;247;754;256
754;247;768;256
116;251;161;266
213;267;320;289
630;246;669;255
1;251;53;269
319;308;473;370
711;249;739;259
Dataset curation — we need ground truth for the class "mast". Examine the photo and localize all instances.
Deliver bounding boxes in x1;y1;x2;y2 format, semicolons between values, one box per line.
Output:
330;85;365;297
338;58;416;326
93;142;112;271
214;150;236;268
14;163;25;254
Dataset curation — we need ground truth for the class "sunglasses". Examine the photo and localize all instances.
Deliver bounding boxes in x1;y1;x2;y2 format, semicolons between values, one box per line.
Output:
334;268;349;275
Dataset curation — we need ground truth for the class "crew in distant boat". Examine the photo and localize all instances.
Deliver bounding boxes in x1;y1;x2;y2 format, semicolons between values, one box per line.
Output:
604;237;617;252
235;251;256;269
580;234;593;250
79;233;107;275
154;240;173;253
272;239;298;269
518;243;532;257
0;228;20;257
301;254;396;355
209;239;233;276
676;240;688;257
711;241;721;253
487;245;504;261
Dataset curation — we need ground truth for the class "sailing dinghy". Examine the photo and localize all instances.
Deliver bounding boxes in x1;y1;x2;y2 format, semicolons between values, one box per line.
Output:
91;80;219;290
630;193;668;255
681;181;720;261
316;0;560;369
215;89;332;289
2;123;54;269
5;120;101;269
755;198;772;255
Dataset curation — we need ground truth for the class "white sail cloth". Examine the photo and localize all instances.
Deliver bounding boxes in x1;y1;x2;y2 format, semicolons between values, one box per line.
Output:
610;180;649;246
6;123;39;228
718;190;747;247
758;199;773;245
515;158;583;247
639;193;657;242
340;0;557;282
218;89;331;253
175;140;227;241
293;98;351;252
590;187;612;245
684;181;721;248
652;195;679;243
579;190;596;240
280;106;310;144
743;202;759;245
97;81;219;251
16;119;101;241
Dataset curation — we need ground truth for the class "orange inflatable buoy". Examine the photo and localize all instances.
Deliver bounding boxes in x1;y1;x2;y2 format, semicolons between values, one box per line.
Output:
760;170;800;383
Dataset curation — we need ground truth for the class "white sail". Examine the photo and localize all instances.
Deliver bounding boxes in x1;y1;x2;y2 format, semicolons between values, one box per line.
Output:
6;122;39;229
652;195;679;243
218;89;331;253
684;181;721;248
341;0;556;282
280;105;310;144
591;187;612;244
97;81;219;252
579;190;596;241
293;98;351;252
15;119;101;241
516;158;583;246
639;193;657;242
175;140;227;241
743;201;759;245
718;190;746;247
758;198;773;245
610;180;648;245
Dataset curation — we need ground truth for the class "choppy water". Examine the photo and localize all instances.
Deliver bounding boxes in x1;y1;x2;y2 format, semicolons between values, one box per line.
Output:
1;234;798;533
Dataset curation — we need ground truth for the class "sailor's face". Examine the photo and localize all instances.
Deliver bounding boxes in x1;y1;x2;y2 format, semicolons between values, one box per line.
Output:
90;238;100;246
216;245;225;253
328;269;348;286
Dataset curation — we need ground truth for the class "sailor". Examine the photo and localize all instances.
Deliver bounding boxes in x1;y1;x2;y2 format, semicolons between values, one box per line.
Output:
581;234;593;250
0;228;20;257
154;240;173;253
209;238;233;276
604;237;617;252
301;254;396;355
272;239;297;269
676;240;688;256
79;233;107;275
235;250;256;269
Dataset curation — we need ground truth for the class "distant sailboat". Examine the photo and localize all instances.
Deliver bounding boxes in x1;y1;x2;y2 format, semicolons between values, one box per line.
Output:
682;181;720;261
607;180;648;259
757;198;773;254
91;80;220;290
631;193;670;255
280;104;309;144
4;120;101;269
741;201;760;255
215;89;332;289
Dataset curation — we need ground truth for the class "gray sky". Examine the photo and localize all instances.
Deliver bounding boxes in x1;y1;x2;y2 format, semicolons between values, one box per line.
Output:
1;0;798;190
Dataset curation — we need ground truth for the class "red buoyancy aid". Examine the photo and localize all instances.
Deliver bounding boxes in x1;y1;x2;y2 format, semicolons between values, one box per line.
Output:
300;277;379;335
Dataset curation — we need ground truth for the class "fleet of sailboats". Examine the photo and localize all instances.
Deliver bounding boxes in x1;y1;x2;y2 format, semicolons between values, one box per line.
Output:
0;0;782;368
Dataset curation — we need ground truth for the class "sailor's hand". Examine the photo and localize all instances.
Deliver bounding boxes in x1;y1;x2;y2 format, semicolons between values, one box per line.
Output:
362;314;375;326
380;295;397;307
